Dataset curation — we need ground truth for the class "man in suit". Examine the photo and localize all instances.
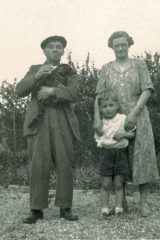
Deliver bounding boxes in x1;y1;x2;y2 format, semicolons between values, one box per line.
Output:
16;36;80;224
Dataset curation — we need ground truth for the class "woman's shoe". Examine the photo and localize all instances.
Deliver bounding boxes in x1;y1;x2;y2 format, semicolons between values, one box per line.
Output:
60;208;78;221
140;204;151;217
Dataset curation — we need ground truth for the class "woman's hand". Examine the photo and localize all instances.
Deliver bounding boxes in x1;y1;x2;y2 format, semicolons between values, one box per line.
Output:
125;112;137;131
113;130;126;140
93;118;103;136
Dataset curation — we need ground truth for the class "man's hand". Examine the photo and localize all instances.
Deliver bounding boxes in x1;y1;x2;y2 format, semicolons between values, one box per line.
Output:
113;130;126;140
35;64;54;81
37;87;55;103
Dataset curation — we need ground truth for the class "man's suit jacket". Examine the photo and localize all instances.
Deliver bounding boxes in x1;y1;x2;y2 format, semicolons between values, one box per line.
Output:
16;64;81;141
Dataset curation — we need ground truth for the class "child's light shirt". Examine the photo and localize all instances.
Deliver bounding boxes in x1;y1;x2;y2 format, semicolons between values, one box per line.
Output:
94;113;129;149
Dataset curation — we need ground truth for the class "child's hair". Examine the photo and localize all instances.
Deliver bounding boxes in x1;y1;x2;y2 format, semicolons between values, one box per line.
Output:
97;88;119;106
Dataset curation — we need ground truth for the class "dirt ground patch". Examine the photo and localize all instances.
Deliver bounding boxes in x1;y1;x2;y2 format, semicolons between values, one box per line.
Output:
0;186;160;239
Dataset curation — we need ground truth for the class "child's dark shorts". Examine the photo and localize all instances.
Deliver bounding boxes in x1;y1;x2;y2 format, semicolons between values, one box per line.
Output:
99;148;129;176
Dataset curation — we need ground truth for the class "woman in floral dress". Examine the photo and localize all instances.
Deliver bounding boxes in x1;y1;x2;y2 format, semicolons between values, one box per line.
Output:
94;31;159;217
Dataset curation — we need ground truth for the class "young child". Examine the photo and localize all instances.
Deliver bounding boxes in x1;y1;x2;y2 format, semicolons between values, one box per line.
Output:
94;89;135;218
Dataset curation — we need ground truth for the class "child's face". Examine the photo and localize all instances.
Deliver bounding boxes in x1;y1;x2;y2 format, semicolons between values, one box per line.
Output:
99;99;118;119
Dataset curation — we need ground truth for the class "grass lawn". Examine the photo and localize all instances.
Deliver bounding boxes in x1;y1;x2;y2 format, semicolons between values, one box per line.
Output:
0;186;160;239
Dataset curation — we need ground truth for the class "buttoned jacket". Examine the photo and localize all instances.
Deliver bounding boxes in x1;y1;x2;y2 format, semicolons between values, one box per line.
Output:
16;64;81;141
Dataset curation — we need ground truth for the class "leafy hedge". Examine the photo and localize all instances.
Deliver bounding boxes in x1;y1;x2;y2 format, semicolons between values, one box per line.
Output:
0;52;160;186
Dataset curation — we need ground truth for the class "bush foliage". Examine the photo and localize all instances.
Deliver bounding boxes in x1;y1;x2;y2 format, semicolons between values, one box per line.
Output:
0;52;160;187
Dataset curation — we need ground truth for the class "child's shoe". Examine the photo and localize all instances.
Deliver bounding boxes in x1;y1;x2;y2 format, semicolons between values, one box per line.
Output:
101;207;110;219
109;200;128;216
115;207;123;217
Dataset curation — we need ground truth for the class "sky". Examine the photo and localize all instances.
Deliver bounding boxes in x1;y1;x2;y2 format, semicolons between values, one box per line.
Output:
1;0;160;83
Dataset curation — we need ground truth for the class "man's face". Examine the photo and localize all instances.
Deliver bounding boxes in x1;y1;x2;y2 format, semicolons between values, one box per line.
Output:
112;37;129;60
43;41;64;64
100;99;118;119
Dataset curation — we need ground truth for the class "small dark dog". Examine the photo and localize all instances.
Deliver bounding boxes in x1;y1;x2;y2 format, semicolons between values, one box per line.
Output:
28;64;76;128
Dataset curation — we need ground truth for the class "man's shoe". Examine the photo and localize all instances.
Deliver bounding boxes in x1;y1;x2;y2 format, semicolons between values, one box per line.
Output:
60;208;78;221
23;209;43;224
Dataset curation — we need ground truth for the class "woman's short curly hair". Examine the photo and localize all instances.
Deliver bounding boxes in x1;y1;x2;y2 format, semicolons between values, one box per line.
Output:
108;31;134;48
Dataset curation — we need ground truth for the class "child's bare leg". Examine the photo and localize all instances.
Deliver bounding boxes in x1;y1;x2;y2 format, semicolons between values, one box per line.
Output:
101;176;112;213
122;182;128;211
114;175;124;213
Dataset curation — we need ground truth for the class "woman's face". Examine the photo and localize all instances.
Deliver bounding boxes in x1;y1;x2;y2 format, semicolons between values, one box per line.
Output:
112;37;129;60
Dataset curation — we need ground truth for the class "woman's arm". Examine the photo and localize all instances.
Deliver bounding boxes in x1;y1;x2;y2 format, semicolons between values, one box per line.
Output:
126;59;154;130
93;64;108;135
125;89;151;130
132;89;151;116
93;95;103;136
94;95;101;121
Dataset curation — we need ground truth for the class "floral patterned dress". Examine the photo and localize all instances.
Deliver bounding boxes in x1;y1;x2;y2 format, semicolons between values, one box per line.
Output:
96;58;159;184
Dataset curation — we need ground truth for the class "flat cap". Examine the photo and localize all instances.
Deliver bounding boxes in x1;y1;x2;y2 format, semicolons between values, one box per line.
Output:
40;36;67;49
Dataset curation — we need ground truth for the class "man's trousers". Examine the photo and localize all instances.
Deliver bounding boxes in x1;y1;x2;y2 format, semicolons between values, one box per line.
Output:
27;106;74;210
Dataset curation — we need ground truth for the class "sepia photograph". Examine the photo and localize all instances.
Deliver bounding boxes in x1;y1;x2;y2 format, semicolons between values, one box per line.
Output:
0;0;160;239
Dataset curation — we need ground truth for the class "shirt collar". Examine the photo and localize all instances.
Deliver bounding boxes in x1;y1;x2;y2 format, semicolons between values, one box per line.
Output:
43;61;62;67
103;113;120;124
112;59;133;74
